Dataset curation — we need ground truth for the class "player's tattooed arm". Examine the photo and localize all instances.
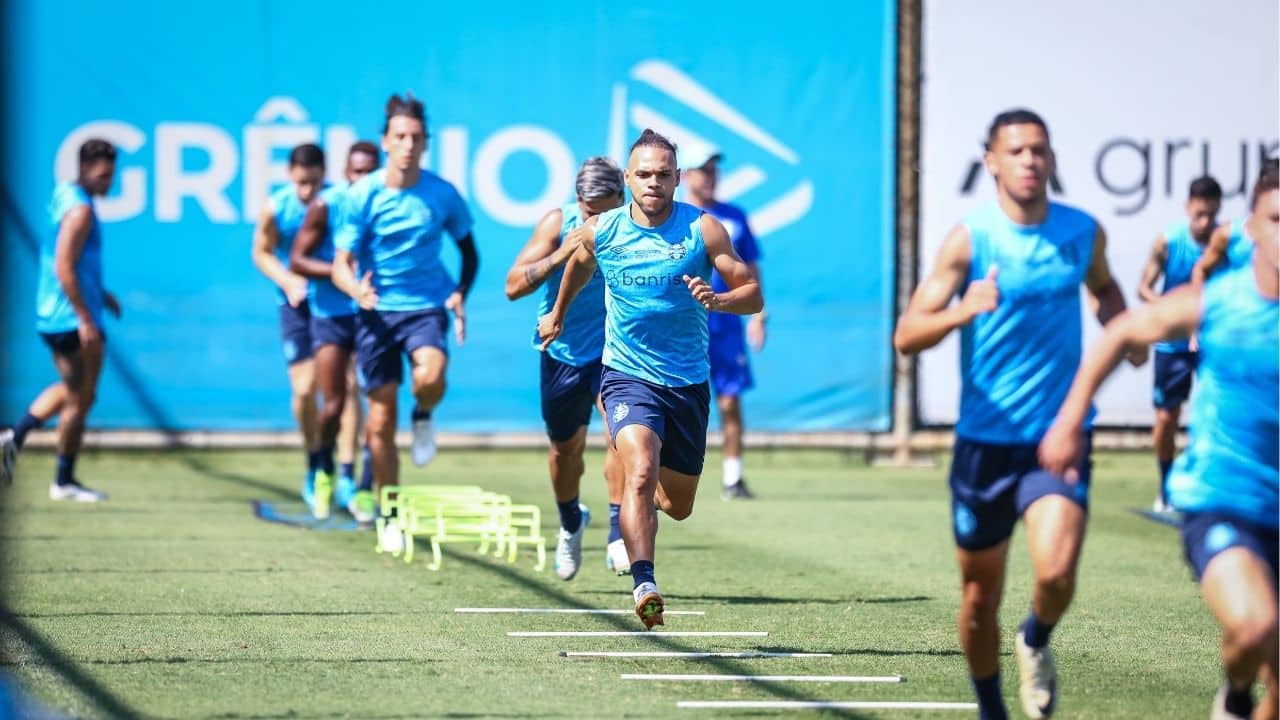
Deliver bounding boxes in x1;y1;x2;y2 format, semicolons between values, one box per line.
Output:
538;219;600;349
506;208;567;300
1137;234;1168;303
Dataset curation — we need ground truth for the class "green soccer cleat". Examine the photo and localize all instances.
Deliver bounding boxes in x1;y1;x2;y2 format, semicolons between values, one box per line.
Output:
311;470;333;520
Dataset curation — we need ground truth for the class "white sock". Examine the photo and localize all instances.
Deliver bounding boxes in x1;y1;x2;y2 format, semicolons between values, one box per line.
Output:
722;457;743;487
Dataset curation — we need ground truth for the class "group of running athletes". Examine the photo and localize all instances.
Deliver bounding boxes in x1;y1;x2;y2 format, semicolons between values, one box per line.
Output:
1;98;1275;719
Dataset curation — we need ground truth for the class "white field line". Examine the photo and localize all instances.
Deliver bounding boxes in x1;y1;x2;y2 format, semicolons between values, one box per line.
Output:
509;631;765;638
455;607;704;615
623;673;904;683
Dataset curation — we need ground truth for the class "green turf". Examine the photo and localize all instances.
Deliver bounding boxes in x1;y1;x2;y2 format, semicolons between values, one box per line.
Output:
2;448;1219;719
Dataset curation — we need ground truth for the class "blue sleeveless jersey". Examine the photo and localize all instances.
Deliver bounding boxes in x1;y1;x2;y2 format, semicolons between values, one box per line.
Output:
532;202;606;366
595;201;713;387
1224;217;1256;270
1167;266;1278;528
269;183;313;304
36;183;105;333
334;168;474;312
308;183;357;318
1154;220;1206;353
955;202;1098;444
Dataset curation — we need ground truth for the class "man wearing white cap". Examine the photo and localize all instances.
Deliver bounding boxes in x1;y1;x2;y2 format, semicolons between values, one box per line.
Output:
681;149;765;500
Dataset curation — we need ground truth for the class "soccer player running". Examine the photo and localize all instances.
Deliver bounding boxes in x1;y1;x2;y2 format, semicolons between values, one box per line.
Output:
681;149;766;500
893;109;1143;719
290;141;381;520
504;157;628;579
251;143;327;506
1040;162;1279;720
1135;176;1222;513
539;129;762;628
1193;158;1279;285
333;94;478;549
0;140;122;498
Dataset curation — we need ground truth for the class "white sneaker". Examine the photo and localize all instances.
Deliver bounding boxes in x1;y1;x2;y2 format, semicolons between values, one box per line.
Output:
554;506;590;581
0;429;15;486
606;538;631;575
1152;498;1173;513
378;523;405;555
410;415;437;467
49;481;107;503
1015;630;1058;718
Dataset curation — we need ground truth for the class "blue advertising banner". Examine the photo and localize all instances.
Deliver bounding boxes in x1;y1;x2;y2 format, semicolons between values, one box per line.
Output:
1;0;896;431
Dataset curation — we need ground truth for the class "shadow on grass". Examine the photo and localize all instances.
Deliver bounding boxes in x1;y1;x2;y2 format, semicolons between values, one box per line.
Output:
433;542;876;720
0;609;143;719
574;590;852;606
179;457;297;502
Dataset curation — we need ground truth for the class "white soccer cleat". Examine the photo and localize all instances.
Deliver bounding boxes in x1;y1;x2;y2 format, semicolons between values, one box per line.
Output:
606;538;631;575
48;481;107;503
378;523;405;555
0;429;16;486
1016;630;1058;718
554;506;590;581
410;416;437;467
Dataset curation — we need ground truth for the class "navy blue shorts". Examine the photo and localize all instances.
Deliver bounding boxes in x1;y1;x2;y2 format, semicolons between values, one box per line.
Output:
279;302;314;366
311;313;357;353
355;309;448;392
40;329;106;356
708;323;753;397
1153;350;1197;409
948;433;1093;551
1182;512;1279;585
600;366;710;476
541;353;603;443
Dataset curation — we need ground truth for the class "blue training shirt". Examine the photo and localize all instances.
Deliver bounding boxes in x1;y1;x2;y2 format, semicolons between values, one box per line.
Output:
335;168;473;312
36;182;105;334
595;201;714;387
1154;220;1206;353
308;183;357;319
703;202;760;340
955;201;1098;444
268;183;314;305
532;202;606;366
1166;264;1278;528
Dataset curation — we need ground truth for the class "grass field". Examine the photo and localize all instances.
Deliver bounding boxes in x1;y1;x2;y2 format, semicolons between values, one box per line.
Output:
1;448;1220;719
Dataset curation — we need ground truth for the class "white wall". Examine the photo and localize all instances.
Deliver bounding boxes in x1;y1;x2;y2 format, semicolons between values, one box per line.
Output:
919;0;1279;425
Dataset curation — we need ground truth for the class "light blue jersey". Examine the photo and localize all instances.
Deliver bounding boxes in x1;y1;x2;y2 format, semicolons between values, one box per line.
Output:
335;168;473;312
1167;265;1278;528
36;182;104;333
1224;217;1256;270
956;202;1098;444
595;201;713;387
308;183;356;318
1154;220;1207;353
532;202;606;366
